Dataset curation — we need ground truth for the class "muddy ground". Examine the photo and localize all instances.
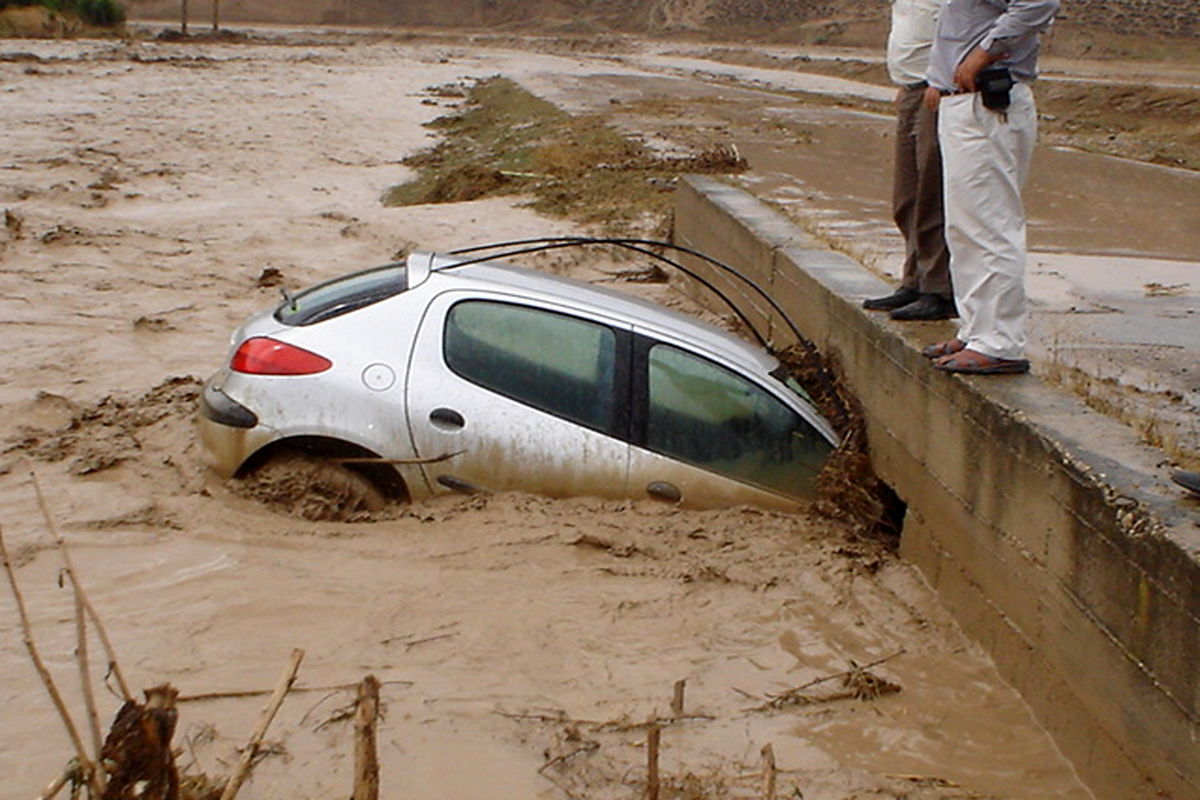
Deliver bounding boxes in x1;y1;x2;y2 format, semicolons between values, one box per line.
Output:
2;26;1186;798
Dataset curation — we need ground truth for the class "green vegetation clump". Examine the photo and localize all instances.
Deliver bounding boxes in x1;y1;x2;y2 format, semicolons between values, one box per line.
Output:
0;0;125;27
384;77;747;229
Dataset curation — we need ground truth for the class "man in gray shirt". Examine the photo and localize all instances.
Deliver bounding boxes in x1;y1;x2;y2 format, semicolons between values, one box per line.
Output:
920;0;1060;374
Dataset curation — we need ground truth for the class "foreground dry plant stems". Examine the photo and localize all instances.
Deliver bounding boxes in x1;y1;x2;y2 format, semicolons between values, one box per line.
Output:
352;675;381;800
761;744;777;800
0;524;104;799
670;678;686;717
38;771;72;800
219;648;306;800
29;466;134;703
645;718;661;800
74;586;103;767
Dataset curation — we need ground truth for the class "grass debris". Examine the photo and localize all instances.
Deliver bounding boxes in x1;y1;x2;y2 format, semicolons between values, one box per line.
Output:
383;77;747;228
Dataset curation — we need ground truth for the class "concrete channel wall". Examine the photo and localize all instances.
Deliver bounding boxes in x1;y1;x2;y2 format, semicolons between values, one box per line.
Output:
672;175;1200;800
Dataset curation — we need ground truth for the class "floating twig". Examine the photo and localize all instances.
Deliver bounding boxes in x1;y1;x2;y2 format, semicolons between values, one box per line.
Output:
646;719;661;800
218;648;305;800
35;765;76;800
761;743;776;800
597;713;715;732
753;649;906;710
496;709;604;726
537;742;599;774
178;677;412;704
390;632;459;651
73;588;103;768
352;675;380;800
670;679;686;717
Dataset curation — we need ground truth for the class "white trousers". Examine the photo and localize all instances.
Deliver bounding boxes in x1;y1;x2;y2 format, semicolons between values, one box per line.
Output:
938;83;1037;360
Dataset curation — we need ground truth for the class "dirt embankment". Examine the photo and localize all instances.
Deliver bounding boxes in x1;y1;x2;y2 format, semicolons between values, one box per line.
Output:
691;43;1200;171
118;0;1200;47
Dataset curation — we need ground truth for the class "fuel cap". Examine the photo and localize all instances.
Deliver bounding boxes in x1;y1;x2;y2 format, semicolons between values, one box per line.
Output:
361;363;396;392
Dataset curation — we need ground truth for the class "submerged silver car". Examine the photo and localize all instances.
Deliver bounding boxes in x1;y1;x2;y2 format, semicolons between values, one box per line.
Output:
199;251;838;513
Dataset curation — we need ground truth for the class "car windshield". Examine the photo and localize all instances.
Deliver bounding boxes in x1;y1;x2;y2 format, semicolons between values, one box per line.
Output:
275;264;408;326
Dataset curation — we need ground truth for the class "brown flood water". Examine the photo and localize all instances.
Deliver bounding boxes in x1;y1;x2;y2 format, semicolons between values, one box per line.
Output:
0;32;1110;798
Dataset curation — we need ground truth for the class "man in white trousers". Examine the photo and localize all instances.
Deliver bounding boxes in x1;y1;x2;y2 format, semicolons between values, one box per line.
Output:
921;0;1059;374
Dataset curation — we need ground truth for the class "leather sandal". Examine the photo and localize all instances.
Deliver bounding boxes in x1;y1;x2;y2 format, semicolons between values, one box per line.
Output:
921;338;965;359
934;349;1030;375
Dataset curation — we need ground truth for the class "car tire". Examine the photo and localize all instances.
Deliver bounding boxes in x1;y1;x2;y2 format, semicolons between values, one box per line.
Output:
236;449;391;521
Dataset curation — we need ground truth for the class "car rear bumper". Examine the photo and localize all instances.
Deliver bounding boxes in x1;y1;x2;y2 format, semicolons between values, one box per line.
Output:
197;376;276;478
200;378;258;428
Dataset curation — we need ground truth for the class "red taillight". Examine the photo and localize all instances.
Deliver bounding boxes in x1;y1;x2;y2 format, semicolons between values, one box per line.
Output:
230;337;332;375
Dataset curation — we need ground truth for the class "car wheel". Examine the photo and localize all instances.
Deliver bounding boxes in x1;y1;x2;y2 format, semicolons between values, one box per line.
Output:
234;449;391;521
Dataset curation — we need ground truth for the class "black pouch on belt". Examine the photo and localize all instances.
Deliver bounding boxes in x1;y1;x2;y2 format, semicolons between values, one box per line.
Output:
977;65;1014;110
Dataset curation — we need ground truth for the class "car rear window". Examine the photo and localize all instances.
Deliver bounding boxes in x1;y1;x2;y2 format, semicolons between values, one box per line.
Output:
275;264;408;326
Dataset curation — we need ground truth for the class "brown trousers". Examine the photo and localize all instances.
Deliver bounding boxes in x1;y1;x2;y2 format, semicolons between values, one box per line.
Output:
893;83;952;298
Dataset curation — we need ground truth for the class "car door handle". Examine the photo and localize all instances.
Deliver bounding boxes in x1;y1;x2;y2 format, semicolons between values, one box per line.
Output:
429;407;465;429
646;481;682;503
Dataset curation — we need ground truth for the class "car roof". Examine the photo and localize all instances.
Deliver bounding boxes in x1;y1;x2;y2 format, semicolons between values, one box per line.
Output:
410;252;780;376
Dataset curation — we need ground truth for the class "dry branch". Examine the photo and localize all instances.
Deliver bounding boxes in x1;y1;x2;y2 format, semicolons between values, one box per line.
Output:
645;719;660;800
753;649;906;710
74;589;103;767
496;710;604;726
218;648;305;800
178;677;412;704
352;675;380;800
537;742;599;775
761;744;776;800
0;524;103;798
670;679;686;717
30;467;134;702
36;768;73;800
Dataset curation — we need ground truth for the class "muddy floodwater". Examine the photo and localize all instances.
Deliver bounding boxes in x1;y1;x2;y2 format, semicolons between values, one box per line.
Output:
0;30;1137;798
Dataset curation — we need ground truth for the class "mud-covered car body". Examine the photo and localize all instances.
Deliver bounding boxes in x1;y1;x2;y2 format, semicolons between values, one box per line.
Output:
199;252;838;510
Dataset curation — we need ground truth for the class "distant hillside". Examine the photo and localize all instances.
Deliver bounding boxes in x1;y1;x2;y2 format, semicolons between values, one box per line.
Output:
124;0;1198;40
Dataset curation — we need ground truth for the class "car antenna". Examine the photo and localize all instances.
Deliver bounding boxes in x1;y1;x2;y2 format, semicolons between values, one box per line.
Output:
279;286;298;311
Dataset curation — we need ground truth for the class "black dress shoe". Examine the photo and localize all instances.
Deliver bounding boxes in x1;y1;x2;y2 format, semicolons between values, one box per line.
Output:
1172;470;1200;496
863;287;920;311
890;293;958;321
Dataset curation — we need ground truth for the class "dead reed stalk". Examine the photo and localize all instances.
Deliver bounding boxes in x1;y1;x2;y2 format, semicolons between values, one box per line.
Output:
29;467;134;703
352;675;381;800
761;743;776;800
646;719;661;800
0;523;104;798
219;648;305;800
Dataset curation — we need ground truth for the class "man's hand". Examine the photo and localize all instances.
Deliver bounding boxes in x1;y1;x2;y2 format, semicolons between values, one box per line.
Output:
923;85;941;111
954;45;1003;92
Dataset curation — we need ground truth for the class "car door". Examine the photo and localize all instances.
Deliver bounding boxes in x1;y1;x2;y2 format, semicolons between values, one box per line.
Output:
405;292;633;498
624;334;835;510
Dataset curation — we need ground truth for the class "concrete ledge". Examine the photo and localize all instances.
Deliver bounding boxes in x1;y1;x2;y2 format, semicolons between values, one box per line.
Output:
673;175;1200;800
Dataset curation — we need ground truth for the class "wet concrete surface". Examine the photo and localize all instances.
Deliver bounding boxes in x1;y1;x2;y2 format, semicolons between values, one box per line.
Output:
528;56;1200;465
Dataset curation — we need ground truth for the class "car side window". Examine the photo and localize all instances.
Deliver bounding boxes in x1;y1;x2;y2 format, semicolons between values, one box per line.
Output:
444;301;619;435
645;344;832;496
